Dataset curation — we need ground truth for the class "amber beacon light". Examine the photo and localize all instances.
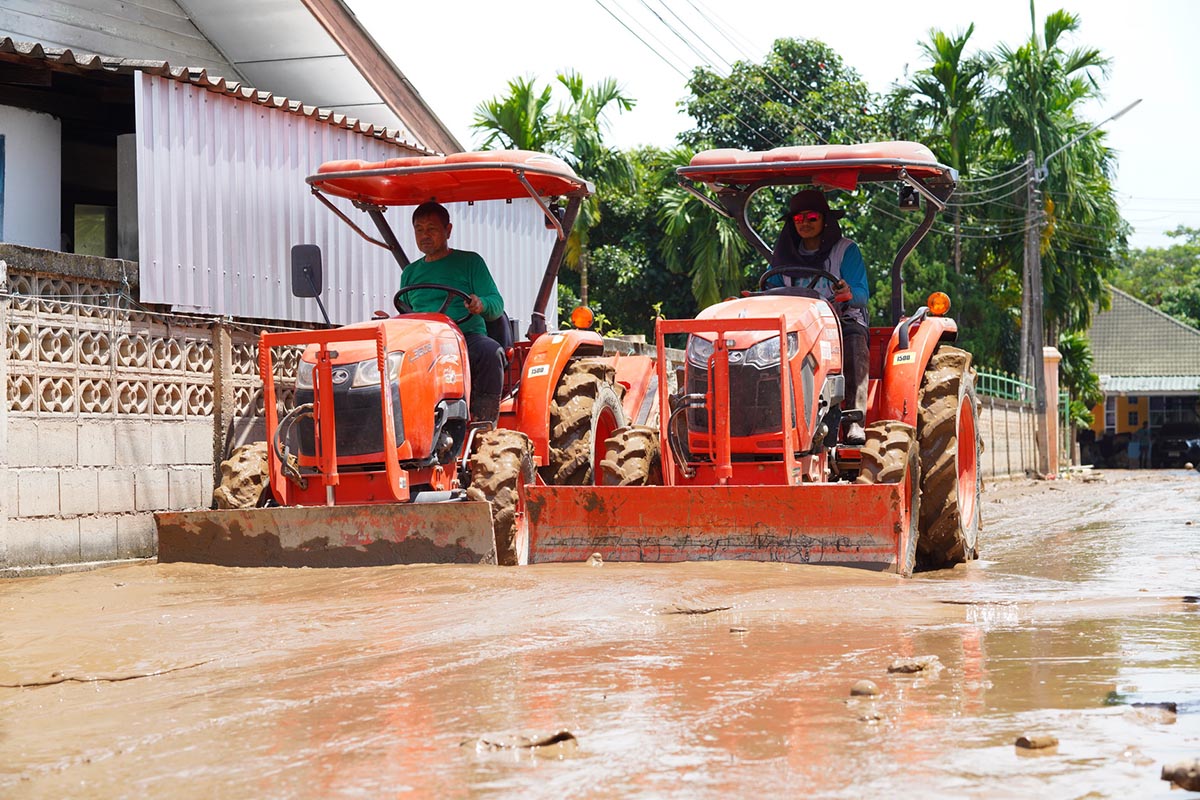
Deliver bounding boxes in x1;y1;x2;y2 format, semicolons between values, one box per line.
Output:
570;306;595;329
927;292;951;316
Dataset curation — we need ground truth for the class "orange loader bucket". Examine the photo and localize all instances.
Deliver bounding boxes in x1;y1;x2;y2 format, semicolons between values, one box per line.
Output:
524;481;919;576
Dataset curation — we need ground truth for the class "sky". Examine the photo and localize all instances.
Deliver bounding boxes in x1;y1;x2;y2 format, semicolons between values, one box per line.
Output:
348;0;1199;251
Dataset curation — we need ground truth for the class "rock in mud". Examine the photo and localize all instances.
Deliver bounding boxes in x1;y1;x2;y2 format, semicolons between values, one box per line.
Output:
887;655;942;674
850;680;879;697
1162;759;1200;791
1015;734;1059;750
586;552;603;567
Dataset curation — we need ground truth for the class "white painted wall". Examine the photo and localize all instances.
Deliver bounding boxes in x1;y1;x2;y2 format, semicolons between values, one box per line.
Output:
0;104;61;250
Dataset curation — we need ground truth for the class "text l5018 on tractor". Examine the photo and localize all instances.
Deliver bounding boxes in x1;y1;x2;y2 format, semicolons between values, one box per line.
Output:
523;142;983;576
155;151;656;568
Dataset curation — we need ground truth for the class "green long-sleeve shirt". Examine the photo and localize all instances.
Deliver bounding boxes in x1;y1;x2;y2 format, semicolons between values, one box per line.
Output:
399;249;504;337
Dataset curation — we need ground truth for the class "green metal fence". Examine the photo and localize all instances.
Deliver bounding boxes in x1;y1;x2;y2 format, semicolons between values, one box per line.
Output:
976;369;1034;403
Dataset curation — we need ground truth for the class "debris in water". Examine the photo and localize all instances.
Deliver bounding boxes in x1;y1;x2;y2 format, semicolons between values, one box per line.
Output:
1162;759;1200;791
586;552;603;567
461;730;578;756
1015;734;1058;750
729;626;749;633
1132;701;1178;713
664;605;732;615
1183;596;1199;604
850;680;879;697
887;655;942;674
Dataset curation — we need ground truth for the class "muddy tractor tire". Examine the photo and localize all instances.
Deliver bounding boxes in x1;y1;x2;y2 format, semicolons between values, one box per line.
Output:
542;358;626;485
856;420;920;577
599;425;662;486
468;429;535;566
916;346;983;569
212;441;271;509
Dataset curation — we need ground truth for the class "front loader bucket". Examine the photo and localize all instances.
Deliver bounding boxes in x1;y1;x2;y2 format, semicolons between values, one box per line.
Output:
524;484;917;575
156;502;495;568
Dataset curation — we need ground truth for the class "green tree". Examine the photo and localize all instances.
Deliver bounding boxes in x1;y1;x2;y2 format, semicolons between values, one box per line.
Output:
1112;226;1200;328
987;6;1124;340
472;71;635;306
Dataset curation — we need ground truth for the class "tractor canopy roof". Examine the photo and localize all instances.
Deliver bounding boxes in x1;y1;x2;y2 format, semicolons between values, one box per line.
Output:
679;141;956;192
308;150;593;206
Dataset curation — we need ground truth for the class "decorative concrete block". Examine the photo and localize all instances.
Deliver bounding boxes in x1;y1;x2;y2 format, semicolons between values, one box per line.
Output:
200;469;214;506
134;468;170;511
17;470;59;517
5;470;16;517
116;514;156;559
8;420;38;468
151;422;187;465
36;420;78;467
59;469;99;516
114;421;154;466
184;420;216;465
79;516;119;562
168;467;205;510
6;517;80;566
78;422;116;466
97;469;136;514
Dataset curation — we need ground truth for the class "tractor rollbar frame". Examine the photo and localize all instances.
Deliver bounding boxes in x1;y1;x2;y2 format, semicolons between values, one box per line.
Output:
306;162;591;337
677;169;953;325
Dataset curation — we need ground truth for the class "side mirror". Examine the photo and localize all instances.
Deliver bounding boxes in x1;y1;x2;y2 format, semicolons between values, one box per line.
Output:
291;244;324;298
898;185;921;212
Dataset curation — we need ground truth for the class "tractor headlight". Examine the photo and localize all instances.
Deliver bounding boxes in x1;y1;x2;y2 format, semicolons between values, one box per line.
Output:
296;360;315;389
352;351;404;388
686;335;714;366
743;333;799;368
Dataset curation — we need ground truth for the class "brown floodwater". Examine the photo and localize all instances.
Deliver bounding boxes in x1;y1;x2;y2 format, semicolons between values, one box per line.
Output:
2;469;1199;798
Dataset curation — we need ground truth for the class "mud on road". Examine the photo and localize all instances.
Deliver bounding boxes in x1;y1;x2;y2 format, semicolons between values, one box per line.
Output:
2;469;1199;798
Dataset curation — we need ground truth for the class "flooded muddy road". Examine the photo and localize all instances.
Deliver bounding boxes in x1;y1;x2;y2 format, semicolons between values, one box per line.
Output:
2;470;1199;798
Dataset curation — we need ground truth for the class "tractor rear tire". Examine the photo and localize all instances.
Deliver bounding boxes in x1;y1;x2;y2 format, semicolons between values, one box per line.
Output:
468;429;535;566
213;441;270;509
856;420;920;577
599;425;662;486
542;358;626;485
916;346;983;569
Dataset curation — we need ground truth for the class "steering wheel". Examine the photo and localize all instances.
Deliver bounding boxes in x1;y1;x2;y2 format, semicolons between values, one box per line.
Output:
757;266;842;292
393;283;477;325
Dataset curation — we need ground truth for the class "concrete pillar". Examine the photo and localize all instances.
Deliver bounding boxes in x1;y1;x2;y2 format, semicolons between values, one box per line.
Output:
1039;346;1063;477
1;257;8;565
212;321;234;498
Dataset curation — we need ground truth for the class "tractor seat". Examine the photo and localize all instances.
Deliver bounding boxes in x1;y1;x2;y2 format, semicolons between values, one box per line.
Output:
487;313;519;400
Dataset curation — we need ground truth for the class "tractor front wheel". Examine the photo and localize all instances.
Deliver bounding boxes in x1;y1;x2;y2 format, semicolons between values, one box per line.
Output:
599;425;662;486
542;359;626;485
856;421;920;577
468;429;535;566
916;346;983;569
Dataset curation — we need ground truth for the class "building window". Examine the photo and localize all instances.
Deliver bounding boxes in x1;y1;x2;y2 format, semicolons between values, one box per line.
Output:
1105;395;1116;432
1128;410;1139;427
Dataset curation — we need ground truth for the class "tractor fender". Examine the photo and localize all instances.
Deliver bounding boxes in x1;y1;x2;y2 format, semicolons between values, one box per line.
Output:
512;330;606;463
874;315;959;427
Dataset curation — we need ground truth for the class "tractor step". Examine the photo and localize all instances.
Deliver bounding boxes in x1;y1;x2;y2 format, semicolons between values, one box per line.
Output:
155;501;495;567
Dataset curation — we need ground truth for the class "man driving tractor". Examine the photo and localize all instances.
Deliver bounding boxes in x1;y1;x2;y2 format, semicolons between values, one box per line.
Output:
766;189;870;445
400;200;506;423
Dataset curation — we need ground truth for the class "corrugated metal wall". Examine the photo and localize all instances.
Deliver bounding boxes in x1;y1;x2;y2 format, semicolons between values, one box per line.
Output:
134;72;559;330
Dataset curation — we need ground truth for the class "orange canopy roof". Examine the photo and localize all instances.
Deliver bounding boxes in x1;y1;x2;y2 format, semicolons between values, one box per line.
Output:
309;150;592;205
679;141;953;191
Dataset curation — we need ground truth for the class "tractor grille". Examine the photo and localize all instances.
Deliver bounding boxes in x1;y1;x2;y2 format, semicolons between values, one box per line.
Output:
686;362;784;437
295;381;404;457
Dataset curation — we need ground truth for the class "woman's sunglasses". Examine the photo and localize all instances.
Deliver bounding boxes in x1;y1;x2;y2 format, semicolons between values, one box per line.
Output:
792;211;823;223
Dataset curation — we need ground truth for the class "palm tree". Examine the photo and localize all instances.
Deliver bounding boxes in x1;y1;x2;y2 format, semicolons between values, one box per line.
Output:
656;147;750;309
472;71;635;307
987;5;1122;375
902;25;989;273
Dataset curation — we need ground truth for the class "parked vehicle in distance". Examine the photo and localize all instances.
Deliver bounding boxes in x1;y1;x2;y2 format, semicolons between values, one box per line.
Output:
1152;421;1200;469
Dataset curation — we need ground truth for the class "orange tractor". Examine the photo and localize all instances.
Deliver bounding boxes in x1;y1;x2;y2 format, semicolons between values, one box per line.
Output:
156;151;655;567
523;142;983;576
